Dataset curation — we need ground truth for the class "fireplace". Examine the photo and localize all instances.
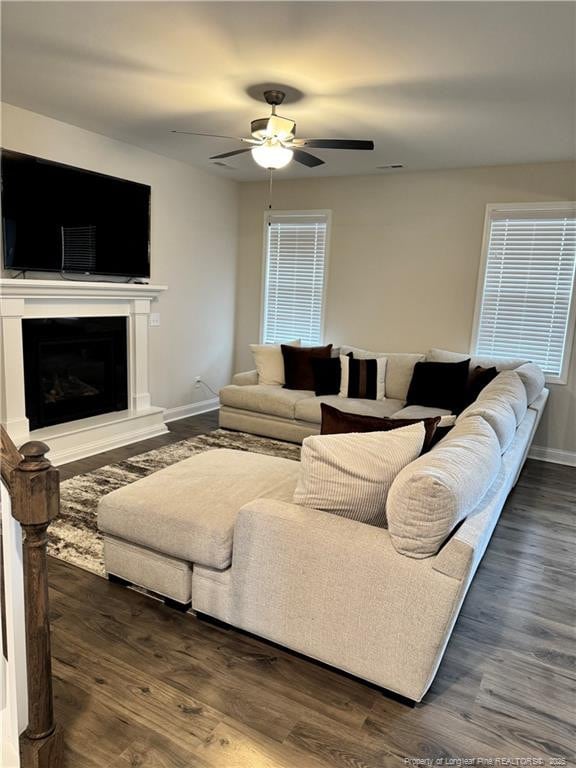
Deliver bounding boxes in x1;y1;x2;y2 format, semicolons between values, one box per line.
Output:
23;317;128;430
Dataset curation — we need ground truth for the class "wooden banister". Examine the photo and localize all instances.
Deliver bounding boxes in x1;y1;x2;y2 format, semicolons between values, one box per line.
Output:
1;427;63;767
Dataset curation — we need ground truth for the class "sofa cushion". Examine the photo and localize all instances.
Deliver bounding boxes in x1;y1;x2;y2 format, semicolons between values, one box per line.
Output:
340;346;425;400
514;362;546;405
220;384;314;419
282;344;332;390
391;405;455;426
425;347;527;371
98;449;301;570
457;397;517;453
476;370;527;424
386;416;501;558
406;359;470;413
339;354;386;400
294;423;426;528
295;394;405;424
320;403;441;452
250;340;300;386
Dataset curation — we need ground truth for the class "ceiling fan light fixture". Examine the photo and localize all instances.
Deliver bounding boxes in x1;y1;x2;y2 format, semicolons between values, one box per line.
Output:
251;141;294;169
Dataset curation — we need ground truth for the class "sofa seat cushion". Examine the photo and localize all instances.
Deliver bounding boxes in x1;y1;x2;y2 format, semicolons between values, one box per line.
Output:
98;449;300;570
220;384;314;419
391;405;455;425
295;394;405;424
386;416;501;558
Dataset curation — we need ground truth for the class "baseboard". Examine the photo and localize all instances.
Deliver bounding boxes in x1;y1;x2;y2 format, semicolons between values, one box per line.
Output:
528;445;576;467
164;398;219;423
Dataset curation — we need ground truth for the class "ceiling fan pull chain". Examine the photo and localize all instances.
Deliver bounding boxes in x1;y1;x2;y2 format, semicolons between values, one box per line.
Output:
268;169;274;213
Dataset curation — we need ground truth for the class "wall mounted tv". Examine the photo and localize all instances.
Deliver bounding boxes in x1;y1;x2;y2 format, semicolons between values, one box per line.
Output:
2;150;151;278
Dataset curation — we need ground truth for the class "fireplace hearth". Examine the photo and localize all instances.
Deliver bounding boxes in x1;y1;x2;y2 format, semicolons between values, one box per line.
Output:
23;317;128;430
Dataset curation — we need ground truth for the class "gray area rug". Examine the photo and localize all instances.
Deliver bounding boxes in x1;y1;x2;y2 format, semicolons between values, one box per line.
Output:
53;429;300;577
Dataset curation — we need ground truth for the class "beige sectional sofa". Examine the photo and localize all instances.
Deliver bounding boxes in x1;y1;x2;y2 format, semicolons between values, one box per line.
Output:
98;348;548;702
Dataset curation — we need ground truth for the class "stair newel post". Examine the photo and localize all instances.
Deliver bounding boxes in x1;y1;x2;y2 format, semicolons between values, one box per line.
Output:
10;439;63;764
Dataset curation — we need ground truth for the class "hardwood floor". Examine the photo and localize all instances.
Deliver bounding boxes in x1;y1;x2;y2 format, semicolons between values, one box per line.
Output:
48;413;575;767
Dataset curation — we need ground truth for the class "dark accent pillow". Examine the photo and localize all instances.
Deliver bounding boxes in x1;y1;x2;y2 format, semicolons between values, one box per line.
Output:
320;404;441;453
406;359;471;413
281;344;332;391
341;355;386;400
466;365;498;405
311;354;351;396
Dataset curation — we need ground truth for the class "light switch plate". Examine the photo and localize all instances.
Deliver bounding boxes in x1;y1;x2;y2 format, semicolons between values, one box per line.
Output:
149;313;160;327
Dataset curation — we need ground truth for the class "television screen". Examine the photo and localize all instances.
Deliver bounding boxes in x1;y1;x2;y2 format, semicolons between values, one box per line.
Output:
1;150;151;278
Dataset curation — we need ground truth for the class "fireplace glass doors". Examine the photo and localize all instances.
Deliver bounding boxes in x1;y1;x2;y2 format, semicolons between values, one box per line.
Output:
23;317;128;430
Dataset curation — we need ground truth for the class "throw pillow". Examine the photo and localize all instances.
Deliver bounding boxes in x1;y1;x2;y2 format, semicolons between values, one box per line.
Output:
251;340;300;386
293;422;426;528
466;365;498;405
281;344;333;391
320;403;440;453
311;355;350;396
339;355;387;400
406;359;470;413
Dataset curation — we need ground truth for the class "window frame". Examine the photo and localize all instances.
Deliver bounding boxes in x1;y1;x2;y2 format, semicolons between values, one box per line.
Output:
471;202;576;385
259;209;332;345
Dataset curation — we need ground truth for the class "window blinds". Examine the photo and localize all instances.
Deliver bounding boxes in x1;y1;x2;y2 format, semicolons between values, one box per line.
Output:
262;214;328;345
475;208;576;377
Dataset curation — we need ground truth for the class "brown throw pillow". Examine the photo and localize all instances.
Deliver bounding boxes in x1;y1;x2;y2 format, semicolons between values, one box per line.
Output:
320;403;441;453
466;365;498;405
282;344;333;390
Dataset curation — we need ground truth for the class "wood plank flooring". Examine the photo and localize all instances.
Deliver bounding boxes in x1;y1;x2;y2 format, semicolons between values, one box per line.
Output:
48;413;575;767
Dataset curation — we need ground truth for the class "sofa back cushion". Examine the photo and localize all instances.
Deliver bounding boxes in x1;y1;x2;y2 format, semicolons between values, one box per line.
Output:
340;346;425;400
476;370;527;424
386;416;501;558
293;422;426;528
251;340;300;386
514;362;546;405
426;347;527;372
457;397;516;452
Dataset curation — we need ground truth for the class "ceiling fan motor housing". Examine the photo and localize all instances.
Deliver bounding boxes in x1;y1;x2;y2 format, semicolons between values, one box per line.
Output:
251;116;296;142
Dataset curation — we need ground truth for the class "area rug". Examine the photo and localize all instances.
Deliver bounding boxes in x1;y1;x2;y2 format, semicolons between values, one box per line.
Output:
52;429;301;577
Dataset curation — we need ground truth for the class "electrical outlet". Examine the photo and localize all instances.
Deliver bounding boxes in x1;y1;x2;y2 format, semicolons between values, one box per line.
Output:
149;313;160;327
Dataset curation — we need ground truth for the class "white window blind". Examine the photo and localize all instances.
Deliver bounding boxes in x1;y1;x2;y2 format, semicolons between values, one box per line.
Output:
474;205;576;379
262;213;329;345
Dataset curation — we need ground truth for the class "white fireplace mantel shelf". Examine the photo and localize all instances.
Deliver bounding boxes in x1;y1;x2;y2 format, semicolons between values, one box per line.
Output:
0;278;168;465
0;278;167;301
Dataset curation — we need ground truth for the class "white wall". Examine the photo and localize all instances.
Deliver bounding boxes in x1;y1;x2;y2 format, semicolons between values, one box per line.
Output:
1;104;238;416
236;162;576;459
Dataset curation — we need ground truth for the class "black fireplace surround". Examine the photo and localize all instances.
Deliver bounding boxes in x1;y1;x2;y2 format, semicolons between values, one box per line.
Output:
23;317;128;430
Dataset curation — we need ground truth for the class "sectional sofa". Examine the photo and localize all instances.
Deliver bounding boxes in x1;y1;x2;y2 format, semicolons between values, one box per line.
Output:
97;347;548;702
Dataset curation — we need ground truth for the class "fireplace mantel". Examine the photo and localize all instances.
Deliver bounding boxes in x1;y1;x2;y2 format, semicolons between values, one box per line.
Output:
0;278;168;464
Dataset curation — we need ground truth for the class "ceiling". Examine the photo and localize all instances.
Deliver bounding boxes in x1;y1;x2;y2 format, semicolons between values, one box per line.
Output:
2;1;575;181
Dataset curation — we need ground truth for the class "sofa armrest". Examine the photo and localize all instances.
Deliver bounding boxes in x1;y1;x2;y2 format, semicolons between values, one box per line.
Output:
230;499;469;700
232;370;258;386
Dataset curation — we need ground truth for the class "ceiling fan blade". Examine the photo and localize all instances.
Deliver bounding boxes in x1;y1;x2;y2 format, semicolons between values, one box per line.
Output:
293;139;374;150
210;148;252;160
171;131;259;144
292;149;325;168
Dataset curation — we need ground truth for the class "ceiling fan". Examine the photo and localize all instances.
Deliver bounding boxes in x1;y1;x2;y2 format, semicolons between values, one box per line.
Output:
172;89;375;170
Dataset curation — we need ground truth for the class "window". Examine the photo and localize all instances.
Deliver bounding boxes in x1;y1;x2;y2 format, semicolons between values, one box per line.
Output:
473;203;576;383
261;211;330;345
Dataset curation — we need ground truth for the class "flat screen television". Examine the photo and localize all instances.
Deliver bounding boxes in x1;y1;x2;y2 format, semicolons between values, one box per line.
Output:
2;150;151;278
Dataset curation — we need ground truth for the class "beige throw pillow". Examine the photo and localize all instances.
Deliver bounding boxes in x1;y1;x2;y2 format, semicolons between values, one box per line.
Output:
250;340;300;386
293;422;425;528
